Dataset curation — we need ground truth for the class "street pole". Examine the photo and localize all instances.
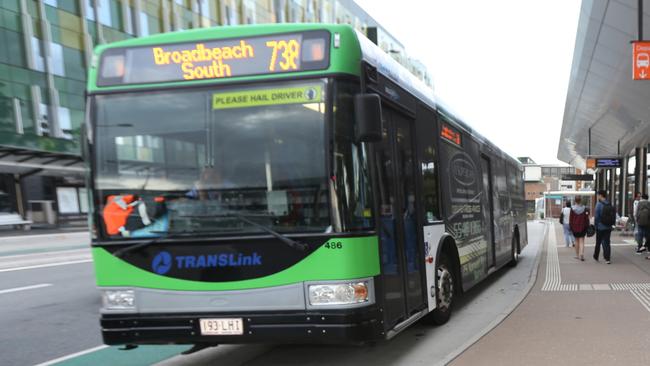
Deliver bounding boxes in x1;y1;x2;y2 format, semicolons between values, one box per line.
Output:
639;0;644;41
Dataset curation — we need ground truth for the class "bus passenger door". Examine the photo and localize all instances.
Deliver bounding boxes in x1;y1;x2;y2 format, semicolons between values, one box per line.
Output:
394;110;424;316
375;106;424;328
480;155;496;268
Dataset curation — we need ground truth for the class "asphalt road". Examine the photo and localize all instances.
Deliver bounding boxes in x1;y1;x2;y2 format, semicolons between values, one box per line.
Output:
0;222;545;365
0;260;101;366
157;222;545;366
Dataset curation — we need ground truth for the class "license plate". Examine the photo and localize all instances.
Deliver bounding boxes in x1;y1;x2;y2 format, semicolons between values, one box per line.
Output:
199;318;244;335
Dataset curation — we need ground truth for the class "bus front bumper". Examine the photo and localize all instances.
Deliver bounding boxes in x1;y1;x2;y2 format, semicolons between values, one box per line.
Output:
101;307;383;345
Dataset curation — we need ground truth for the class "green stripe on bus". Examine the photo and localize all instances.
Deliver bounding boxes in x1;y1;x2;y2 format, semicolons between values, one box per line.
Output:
93;236;379;291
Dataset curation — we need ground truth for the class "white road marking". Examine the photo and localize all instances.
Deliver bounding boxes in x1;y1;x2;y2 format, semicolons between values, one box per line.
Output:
583;243;633;247
592;284;611;290
630;289;650;313
0;283;52;294
610;283;650;290
541;222;650;313
0;259;92;273
0;231;88;241
34;345;109;366
541;223;561;291
0;248;89;260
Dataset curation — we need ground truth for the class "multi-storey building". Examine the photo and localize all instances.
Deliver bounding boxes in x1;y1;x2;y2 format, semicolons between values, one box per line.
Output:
518;157;585;218
0;0;432;225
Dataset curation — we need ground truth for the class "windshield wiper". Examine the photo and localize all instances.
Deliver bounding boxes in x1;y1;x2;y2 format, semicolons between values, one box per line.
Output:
112;230;225;258
181;212;308;252
225;213;308;252
113;213;308;257
113;233;170;258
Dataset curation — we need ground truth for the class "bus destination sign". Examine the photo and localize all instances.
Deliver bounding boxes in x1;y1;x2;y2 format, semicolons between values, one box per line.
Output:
98;31;330;86
441;123;462;146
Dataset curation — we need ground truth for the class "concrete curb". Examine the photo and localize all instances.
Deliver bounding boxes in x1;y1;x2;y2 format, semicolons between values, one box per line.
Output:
437;221;548;366
0;231;88;241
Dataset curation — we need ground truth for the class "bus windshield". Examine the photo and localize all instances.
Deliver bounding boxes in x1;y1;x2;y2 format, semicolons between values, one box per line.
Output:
93;80;329;238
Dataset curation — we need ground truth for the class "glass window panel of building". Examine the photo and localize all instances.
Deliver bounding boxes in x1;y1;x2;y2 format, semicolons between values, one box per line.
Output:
243;0;256;24
58;105;72;139
85;0;95;20
50;42;65;76
139;10;149;35
197;0;210;19
31;37;46;72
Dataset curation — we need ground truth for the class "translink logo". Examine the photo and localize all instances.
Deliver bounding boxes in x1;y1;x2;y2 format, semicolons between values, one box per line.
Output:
151;251;263;275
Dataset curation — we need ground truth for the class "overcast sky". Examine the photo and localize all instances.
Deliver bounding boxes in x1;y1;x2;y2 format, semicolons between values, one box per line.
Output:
354;0;582;165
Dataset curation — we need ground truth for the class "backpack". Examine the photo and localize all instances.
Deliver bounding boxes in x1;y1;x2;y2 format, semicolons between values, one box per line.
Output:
638;201;650;227
600;202;615;226
570;210;588;233
102;195;150;236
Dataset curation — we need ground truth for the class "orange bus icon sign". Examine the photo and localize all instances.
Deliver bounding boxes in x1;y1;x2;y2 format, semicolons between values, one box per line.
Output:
637;53;650;68
633;41;650;80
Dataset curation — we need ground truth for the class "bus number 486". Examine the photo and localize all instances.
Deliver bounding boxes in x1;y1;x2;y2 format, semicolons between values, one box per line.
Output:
325;242;343;249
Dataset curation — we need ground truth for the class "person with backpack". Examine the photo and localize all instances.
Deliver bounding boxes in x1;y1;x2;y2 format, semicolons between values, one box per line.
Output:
561;201;575;247
570;196;589;261
634;194;650;258
594;190;615;264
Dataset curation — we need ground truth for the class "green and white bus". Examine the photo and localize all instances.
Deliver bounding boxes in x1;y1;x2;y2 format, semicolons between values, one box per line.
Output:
86;23;527;347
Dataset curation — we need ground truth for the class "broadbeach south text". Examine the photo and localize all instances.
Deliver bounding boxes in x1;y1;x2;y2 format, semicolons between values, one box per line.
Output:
153;41;256;79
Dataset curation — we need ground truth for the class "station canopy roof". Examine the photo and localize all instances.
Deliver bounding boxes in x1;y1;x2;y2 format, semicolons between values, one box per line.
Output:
0;146;85;177
558;0;650;169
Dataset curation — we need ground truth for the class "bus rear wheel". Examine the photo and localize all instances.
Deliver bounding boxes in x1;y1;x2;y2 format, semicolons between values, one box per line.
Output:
424;254;455;325
508;236;519;267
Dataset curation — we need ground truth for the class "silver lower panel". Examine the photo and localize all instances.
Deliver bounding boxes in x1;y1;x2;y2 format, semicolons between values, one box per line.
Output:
101;283;305;314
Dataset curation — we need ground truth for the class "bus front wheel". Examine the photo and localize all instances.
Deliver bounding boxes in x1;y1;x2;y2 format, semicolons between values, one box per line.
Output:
424;254;455;325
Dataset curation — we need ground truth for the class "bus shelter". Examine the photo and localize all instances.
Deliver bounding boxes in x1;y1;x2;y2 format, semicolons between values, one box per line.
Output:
543;190;595;219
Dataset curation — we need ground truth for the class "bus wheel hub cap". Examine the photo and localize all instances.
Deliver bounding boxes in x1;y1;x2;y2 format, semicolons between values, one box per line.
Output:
437;266;453;310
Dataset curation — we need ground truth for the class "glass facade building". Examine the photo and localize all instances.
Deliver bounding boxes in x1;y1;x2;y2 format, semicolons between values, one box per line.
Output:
0;0;432;223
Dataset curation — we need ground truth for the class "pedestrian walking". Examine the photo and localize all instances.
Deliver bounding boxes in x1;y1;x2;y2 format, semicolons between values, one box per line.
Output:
594;190;615;264
561;201;575;247
569;196;589;261
633;192;647;254
629;192;646;254
634;194;650;260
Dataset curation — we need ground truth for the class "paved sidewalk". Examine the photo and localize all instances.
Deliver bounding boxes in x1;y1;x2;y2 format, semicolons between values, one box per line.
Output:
0;231;90;257
452;221;650;366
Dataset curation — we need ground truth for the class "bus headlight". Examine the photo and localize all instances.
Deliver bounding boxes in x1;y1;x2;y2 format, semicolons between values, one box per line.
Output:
308;282;369;306
102;290;136;310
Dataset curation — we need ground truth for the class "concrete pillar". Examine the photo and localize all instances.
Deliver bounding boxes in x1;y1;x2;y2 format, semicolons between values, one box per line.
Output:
13;174;25;219
618;166;625;215
635;147;642;196
597;170;605;192
78;0;94;68
606;169;613;201
641;147;648;194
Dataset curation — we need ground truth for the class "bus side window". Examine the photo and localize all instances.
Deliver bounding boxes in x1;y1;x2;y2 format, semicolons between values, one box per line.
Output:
416;105;441;223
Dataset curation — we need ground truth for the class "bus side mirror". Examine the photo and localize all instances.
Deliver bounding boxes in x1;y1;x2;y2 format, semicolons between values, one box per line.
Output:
354;94;383;143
